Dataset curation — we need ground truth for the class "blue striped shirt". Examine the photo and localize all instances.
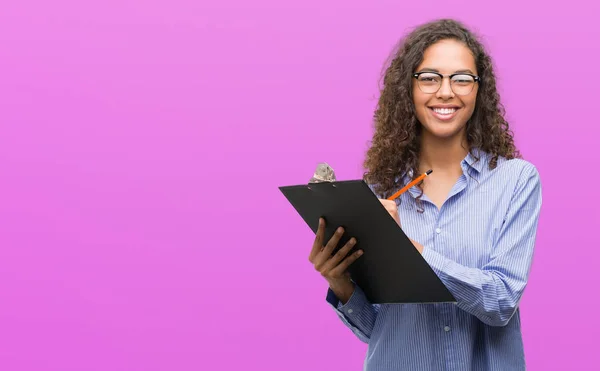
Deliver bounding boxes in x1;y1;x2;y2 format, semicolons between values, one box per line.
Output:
326;149;542;371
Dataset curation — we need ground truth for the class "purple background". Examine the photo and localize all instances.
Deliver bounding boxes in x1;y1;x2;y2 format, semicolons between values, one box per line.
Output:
1;1;599;370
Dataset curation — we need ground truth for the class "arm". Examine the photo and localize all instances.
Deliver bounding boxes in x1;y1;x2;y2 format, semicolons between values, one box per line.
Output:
326;284;379;343
420;164;542;326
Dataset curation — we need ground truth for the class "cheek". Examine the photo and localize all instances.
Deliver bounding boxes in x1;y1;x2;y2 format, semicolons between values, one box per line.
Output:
457;91;477;119
463;95;477;115
412;88;429;118
412;85;426;105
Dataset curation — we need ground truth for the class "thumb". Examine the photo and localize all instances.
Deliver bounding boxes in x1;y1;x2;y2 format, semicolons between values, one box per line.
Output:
379;198;395;207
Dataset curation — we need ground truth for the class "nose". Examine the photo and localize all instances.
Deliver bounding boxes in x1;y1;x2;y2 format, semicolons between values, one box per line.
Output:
436;77;454;99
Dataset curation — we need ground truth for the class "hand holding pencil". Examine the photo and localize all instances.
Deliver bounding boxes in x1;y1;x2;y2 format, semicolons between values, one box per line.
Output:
379;169;433;228
387;169;433;201
380;199;401;227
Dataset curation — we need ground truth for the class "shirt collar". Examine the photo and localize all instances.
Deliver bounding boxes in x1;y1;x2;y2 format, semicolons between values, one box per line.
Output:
400;149;487;197
461;148;486;174
403;149;486;179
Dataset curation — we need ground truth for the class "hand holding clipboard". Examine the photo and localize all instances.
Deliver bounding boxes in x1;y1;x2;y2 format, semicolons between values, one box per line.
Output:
280;163;454;304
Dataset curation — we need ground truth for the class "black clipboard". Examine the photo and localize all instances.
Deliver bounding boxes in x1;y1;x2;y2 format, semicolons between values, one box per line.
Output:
279;179;456;304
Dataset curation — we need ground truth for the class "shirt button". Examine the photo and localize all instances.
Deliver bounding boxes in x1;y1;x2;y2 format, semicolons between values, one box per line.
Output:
435;228;441;234
444;326;451;332
347;309;353;314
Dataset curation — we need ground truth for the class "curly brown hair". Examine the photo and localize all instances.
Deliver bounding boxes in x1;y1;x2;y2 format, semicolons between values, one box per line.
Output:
363;18;520;203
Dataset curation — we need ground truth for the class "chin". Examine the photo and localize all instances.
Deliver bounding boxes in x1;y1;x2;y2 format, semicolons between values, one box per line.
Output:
422;121;466;139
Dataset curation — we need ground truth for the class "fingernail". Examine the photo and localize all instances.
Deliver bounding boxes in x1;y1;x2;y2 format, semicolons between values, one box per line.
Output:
337;227;343;233
350;238;356;245
358;250;363;255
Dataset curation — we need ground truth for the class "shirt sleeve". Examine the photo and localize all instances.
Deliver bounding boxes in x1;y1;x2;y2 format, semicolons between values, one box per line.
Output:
421;163;543;327
325;284;379;343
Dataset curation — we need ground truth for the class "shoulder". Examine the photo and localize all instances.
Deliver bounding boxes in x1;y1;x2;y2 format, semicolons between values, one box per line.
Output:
476;149;539;181
495;156;539;179
484;153;542;199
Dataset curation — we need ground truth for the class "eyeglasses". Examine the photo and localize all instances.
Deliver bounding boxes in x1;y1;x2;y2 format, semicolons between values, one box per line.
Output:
413;72;480;96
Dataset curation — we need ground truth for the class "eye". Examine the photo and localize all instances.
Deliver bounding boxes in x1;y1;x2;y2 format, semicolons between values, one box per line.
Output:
418;73;440;84
451;75;474;85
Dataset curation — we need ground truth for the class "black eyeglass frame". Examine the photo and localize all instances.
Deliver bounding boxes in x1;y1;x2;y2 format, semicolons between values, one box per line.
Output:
412;71;481;95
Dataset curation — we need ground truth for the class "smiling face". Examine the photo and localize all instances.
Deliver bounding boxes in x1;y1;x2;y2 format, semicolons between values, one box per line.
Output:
412;39;479;140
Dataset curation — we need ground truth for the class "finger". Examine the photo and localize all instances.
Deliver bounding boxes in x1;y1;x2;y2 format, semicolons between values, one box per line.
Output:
321;237;356;272
379;199;396;209
309;218;325;262
383;206;397;216
379;200;399;219
380;199;398;210
315;226;344;268
330;249;363;277
323;226;344;256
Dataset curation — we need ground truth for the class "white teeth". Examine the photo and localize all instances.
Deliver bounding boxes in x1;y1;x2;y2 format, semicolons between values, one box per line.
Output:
433;108;456;115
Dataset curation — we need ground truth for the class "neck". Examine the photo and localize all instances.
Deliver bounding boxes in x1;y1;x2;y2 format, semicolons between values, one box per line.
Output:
419;132;469;174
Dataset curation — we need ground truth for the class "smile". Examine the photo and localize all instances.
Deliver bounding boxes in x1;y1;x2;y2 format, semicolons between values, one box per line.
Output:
429;107;460;121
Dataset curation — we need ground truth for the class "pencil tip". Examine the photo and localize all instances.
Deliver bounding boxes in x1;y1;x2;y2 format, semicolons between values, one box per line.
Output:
426;169;433;175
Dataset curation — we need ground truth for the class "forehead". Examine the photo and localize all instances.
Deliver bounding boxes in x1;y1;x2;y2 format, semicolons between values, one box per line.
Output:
416;39;477;74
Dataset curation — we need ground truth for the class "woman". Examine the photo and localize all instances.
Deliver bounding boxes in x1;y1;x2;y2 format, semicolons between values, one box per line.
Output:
308;19;542;370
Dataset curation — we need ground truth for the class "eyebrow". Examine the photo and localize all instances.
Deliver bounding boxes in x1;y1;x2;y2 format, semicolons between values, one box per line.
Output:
418;68;475;74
